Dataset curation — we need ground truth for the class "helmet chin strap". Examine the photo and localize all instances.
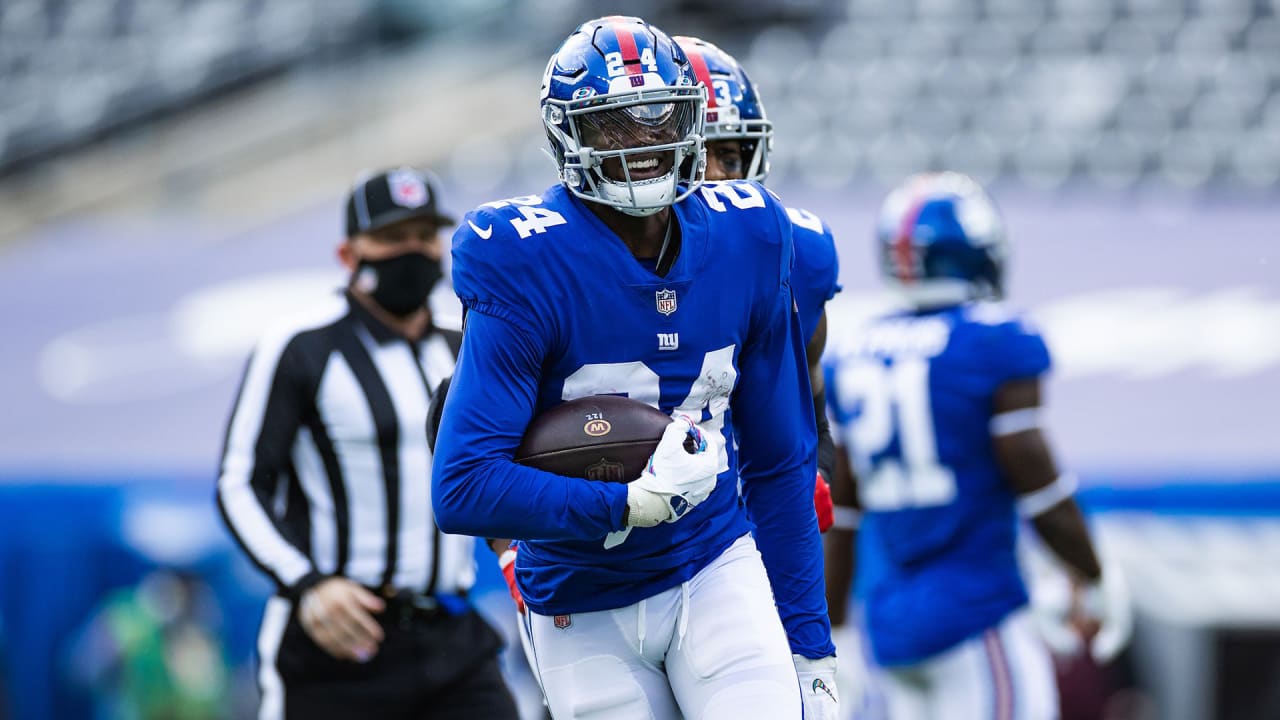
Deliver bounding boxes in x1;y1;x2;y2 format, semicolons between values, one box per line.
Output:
615;204;664;217
654;212;677;276
601;169;678;216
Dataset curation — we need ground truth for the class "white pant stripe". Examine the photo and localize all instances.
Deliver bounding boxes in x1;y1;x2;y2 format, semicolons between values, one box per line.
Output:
871;608;1059;720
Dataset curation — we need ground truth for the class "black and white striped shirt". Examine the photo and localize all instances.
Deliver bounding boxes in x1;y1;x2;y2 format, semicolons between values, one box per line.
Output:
217;292;470;599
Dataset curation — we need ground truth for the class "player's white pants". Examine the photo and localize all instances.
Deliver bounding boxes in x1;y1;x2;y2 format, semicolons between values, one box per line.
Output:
520;533;802;719
869;608;1058;720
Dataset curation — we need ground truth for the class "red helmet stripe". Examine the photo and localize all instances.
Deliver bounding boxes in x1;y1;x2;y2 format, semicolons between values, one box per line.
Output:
612;23;643;74
685;47;718;108
895;196;927;283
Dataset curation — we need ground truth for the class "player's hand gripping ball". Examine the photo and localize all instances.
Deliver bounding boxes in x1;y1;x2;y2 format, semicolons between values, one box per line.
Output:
629;415;721;525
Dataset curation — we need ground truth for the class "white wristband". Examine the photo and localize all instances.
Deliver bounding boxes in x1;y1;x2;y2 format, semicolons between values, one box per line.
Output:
498;548;516;570
1077;580;1105;619
625;484;669;528
831;506;862;530
991;407;1042;437
1016;472;1079;518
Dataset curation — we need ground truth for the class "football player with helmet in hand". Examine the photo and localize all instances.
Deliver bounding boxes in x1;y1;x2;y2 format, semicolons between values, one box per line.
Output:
432;15;836;720
822;172;1131;719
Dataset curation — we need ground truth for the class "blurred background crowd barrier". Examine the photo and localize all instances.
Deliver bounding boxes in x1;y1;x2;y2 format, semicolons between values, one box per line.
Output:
0;1;1277;718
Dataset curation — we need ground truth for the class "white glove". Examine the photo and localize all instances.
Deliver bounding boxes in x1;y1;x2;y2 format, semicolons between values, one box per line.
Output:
794;654;839;720
1028;565;1085;658
625;415;720;527
1078;564;1133;664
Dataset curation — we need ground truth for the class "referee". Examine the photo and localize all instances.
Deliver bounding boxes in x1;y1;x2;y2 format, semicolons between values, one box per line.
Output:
217;168;519;719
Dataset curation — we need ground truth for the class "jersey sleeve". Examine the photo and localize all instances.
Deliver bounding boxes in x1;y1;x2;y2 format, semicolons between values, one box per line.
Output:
988;314;1052;384
789;207;842;303
735;193;835;659
430;296;629;541
450;204;559;341
819;236;841;304
216;328;319;597
785;208;841;346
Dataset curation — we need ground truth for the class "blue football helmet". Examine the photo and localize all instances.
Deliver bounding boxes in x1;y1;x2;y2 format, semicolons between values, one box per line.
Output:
674;36;773;182
876;172;1007;307
541;16;707;216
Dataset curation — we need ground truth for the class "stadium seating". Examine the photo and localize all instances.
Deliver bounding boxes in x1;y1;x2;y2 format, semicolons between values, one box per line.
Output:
5;0;1275;190
0;0;380;171
737;0;1280;190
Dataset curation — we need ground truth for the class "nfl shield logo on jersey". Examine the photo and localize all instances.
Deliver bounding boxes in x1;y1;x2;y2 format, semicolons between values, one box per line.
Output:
553;614;572;630
655;289;677;316
387;169;428;208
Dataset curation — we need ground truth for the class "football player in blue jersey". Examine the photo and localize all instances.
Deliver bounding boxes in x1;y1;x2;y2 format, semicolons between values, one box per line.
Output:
822;172;1131;719
431;15;838;720
673;35;843;536
672;35;866;711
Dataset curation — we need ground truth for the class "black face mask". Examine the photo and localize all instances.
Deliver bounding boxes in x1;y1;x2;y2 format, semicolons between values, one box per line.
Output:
352;252;442;317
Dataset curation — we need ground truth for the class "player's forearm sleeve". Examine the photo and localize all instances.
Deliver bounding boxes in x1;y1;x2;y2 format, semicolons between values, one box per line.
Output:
738;291;835;659
431;310;628;540
814;390;836;484
216;338;316;592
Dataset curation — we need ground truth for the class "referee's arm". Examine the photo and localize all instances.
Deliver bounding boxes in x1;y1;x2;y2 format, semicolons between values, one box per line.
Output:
217;331;322;599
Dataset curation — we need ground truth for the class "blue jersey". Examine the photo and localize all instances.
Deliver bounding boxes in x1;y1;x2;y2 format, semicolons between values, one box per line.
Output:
784;207;841;346
432;180;833;658
824;302;1051;666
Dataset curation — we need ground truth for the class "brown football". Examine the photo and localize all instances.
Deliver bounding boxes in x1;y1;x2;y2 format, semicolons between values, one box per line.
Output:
515;395;672;483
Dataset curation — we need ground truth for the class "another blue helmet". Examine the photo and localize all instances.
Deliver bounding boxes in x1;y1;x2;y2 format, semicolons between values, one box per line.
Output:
876;172;1007;307
674;36;773;182
540;16;707;217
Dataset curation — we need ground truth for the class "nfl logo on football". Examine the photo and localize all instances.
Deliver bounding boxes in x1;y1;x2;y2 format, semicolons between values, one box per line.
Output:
655;289;677;316
585;458;625;483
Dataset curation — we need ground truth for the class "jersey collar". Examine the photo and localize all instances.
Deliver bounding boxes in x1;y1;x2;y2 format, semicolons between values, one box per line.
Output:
559;185;706;285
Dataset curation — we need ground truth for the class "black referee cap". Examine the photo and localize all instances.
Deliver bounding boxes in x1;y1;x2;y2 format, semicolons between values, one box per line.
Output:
345;167;456;237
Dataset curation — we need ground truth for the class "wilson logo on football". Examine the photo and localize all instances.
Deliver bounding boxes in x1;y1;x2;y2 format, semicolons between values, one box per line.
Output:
583;419;612;437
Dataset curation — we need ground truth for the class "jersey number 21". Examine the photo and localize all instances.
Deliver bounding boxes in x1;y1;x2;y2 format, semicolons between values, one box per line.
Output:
834;357;957;511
